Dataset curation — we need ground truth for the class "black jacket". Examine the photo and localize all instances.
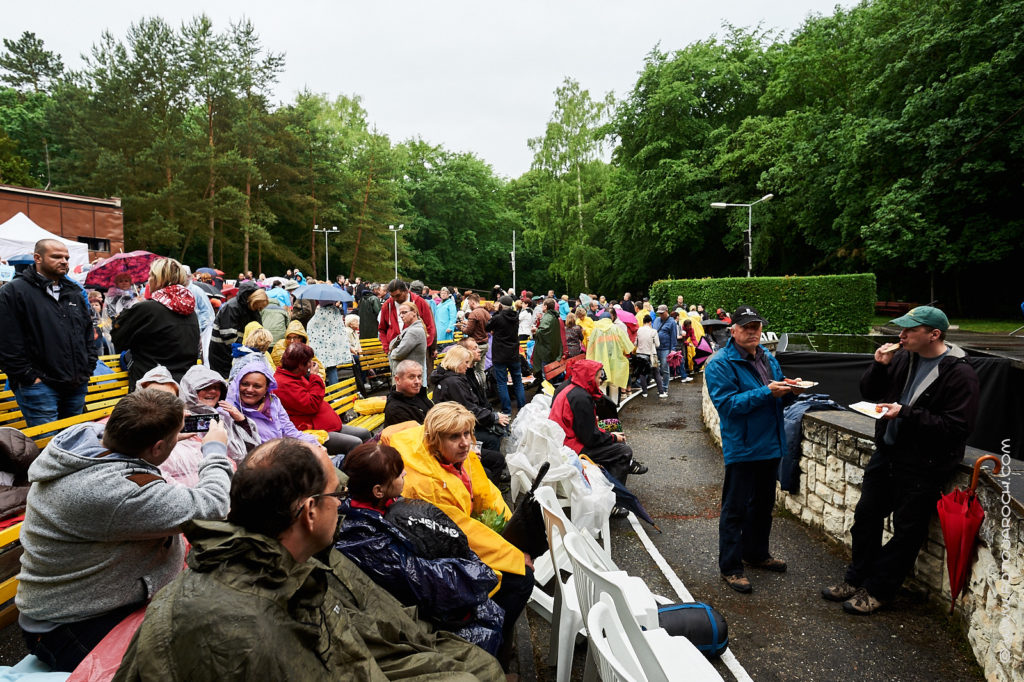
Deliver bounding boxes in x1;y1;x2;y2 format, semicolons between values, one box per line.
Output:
112;300;200;391
485;308;520;365
210;282;262;376
358;291;382;340
859;344;979;477
382;387;434;429
0;266;97;389
430;367;497;428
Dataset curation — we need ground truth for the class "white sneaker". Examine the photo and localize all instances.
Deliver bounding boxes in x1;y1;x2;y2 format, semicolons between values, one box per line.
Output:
658;392;668;399
682;377;694;383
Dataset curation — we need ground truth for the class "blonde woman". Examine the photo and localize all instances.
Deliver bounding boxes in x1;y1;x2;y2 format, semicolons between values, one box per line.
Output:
390;402;533;668
112;257;199;390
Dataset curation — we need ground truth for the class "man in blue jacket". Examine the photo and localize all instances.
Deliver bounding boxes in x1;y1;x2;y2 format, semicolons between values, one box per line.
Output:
652;305;678;398
705;305;803;593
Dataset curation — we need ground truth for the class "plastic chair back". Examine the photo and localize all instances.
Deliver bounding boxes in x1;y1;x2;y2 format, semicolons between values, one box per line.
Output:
587;595;646;682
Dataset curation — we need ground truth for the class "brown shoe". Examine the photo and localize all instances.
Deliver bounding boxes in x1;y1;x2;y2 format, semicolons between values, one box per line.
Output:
842;587;884;615
721;573;752;594
822;581;858;602
744;557;787;573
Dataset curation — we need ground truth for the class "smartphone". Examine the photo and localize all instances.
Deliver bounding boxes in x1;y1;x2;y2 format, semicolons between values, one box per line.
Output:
182;413;220;433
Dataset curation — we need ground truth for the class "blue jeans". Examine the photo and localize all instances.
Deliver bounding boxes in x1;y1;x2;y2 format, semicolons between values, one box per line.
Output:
325;365;339;386
491;362;526;413
657;348;671;391
13;381;88;427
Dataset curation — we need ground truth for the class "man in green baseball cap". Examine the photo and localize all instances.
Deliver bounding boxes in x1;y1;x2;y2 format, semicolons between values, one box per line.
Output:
888;305;950;332
821;304;979;615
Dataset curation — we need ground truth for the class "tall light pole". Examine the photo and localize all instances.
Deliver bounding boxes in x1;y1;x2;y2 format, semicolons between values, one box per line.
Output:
511;230;516;294
312;225;339;281
388;224;404;279
710;193;773;277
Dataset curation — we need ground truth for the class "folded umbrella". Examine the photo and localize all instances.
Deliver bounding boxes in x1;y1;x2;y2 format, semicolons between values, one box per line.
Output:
937;455;1001;613
501;462;550;558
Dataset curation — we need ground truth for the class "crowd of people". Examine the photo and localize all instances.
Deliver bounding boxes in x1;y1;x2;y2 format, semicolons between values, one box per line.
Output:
0;239;979;675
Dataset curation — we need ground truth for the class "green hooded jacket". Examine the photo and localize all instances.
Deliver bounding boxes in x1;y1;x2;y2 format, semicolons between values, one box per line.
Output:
114;521;501;681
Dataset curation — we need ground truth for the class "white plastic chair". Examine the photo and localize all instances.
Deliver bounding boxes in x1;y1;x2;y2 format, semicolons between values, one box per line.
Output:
563;531;724;682
587;594;646;682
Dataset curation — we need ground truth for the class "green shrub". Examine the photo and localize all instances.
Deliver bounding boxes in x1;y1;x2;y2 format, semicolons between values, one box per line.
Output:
648;274;876;333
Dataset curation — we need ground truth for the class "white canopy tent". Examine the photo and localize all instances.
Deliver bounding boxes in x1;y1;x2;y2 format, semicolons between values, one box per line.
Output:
0;212;90;270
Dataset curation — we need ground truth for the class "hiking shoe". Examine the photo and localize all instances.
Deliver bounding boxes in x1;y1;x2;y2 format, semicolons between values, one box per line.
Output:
629;460;649;475
658;392;668;399
721;573;752;594
744;556;787;573
610;506;629;519
821;581;858;602
842;588;883;615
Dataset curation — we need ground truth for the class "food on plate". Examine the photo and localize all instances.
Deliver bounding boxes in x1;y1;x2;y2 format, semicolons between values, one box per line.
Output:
875;404;884;413
783;378;819;389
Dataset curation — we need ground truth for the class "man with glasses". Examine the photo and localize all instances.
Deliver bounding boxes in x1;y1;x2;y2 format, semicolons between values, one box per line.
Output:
116;437;502;680
822;306;979;615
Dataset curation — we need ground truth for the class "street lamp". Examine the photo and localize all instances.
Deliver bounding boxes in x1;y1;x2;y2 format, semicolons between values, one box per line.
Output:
388;224;404;279
710;193;773;277
312;225;340;281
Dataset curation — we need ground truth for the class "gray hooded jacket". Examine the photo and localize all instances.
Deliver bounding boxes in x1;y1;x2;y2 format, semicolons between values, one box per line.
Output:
179;365;261;463
16;422;232;624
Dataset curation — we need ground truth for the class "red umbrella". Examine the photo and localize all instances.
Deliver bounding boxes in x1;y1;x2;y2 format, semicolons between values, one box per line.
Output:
936;454;1002;613
84;251;163;289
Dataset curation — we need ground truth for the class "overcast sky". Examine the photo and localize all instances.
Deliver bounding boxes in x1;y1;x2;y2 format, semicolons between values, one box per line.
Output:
4;1;854;178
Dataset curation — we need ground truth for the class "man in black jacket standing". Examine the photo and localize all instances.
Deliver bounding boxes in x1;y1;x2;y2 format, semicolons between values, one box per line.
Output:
486;296;526;413
822;306;979;614
0;240;97;426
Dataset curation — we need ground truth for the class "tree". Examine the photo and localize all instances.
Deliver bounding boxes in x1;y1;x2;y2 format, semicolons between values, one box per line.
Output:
0;31;64;93
527;78;615;292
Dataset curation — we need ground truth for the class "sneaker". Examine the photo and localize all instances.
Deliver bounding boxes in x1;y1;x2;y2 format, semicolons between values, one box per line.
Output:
821;581;858;602
744;556;787;573
682;376;694;383
658;392;668;399
610;506;629;519
842;588;884;615
641;392;648;398
721;573;752;594
629;460;649;475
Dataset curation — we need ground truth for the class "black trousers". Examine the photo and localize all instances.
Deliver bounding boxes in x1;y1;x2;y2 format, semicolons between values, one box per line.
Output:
718;458;778;576
845;449;945;600
492;565;535;668
22;601;143;672
582;440;633;484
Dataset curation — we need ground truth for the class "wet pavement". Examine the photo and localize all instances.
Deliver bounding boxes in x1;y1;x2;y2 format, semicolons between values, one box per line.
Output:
529;374;983;681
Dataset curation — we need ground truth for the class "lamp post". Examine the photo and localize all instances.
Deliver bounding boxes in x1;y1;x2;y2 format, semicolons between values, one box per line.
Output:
710;194;773;277
388;224;404;279
312;225;339;281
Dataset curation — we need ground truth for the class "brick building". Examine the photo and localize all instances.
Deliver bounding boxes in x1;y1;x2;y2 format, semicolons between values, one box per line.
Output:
0;184;123;259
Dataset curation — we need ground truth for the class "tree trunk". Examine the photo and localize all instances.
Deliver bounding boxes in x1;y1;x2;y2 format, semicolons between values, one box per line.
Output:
576;163;588;290
207;217;215;267
309;127;318;280
242;174;251;274
349;148;376;281
206;96;216;268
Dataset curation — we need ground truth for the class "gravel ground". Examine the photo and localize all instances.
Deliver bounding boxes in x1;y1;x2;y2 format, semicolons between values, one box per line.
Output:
529;373;983;682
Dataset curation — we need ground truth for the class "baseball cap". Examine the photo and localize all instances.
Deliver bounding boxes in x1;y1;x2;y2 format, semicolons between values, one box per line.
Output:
731;305;767;327
498;295;513;307
656;304;669;313
890;305;949;332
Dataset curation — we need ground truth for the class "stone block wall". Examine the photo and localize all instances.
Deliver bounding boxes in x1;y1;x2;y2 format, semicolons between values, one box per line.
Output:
701;383;1023;681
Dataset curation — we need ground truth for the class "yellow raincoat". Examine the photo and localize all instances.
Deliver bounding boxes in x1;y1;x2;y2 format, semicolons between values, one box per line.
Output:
684;318;705;371
578;314;595;348
585;318;635;389
269;320;326;380
389;425;525;588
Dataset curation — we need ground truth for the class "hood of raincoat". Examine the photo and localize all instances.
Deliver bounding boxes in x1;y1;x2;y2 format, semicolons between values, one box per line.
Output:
136;364;179;393
284;319;308;342
180;365;229;405
27;422;133;483
227;356;278;407
566;358;604;400
151;284;196;316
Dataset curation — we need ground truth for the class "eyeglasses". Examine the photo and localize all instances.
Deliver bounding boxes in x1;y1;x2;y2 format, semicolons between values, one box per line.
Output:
293;489;348;517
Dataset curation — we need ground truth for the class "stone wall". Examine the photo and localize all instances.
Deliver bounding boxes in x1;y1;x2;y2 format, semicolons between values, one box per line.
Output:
701;383;1024;682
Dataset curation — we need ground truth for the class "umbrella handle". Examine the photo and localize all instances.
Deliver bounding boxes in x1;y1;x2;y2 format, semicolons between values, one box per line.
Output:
970;455;1002;494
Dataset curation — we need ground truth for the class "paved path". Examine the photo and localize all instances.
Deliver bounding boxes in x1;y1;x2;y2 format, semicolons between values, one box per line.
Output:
529;374;983;681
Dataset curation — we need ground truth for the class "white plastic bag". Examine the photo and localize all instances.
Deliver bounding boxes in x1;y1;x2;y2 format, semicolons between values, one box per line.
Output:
568;457;616;536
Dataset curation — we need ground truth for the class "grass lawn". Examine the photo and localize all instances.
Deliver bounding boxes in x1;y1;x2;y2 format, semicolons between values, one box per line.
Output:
871;315;1021;334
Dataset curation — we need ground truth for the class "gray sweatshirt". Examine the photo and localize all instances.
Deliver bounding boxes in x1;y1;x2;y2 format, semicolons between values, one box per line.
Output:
16;422;232;624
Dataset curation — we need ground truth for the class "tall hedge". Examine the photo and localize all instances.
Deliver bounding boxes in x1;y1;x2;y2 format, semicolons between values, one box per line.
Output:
649;274;876;333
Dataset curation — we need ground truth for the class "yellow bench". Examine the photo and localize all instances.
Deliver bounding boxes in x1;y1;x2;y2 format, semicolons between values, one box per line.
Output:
0;522;22;629
21;406;116;449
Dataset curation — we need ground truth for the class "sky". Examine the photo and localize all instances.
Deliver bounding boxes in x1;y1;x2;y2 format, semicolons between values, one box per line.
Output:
3;0;854;178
